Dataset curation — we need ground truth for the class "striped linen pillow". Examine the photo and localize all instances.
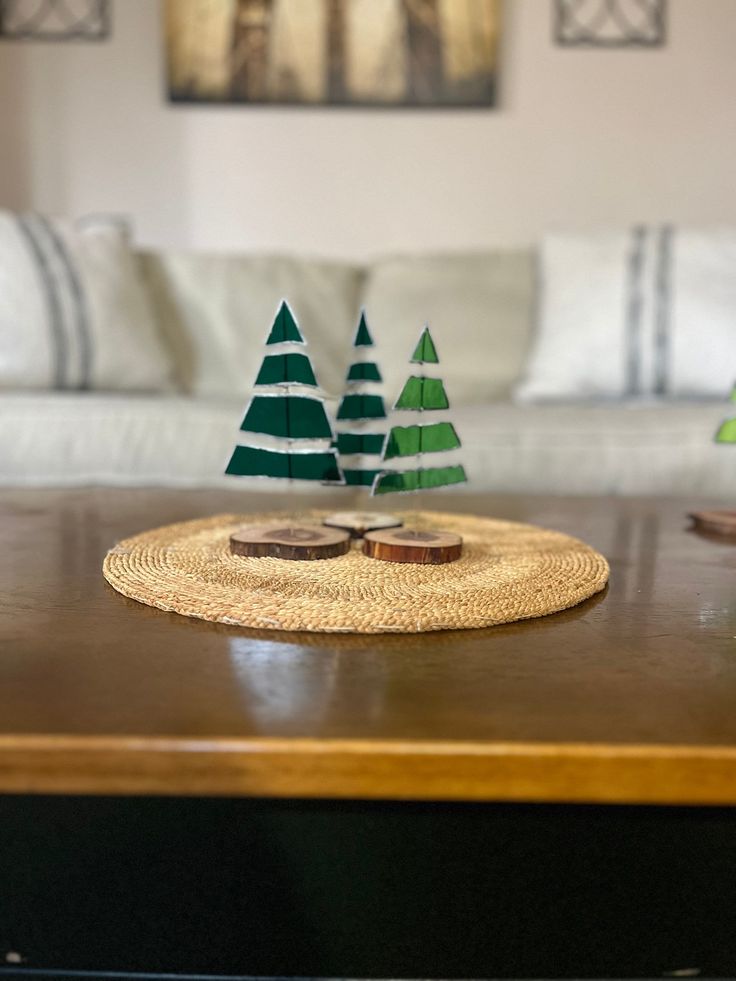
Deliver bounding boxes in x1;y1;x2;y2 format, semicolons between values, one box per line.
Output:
516;228;736;402
0;212;172;392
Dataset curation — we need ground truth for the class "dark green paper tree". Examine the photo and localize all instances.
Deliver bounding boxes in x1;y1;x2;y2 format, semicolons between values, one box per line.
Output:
225;300;343;484
334;311;387;486
715;383;736;444
372;326;467;495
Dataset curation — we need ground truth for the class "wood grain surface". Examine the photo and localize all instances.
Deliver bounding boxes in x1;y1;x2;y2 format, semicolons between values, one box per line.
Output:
230;522;350;559
690;508;736;538
323;510;403;538
363;526;463;563
1;488;735;804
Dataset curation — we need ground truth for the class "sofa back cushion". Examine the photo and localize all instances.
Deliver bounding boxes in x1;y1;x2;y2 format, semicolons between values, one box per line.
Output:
139;251;363;399
0;211;171;392
360;251;535;406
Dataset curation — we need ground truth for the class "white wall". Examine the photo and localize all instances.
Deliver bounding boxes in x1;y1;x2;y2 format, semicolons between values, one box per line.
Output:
1;0;735;259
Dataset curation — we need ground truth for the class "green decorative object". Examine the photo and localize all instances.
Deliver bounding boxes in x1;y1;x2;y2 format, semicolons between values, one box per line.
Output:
353;311;374;347
340;468;379;487
383;421;461;460
336;393;387;420
372;465;467;494
715;384;736;444
394;376;449;411
372;325;468;497
335;312;388;487
255;352;317;387
716;418;736;443
242;395;332;440
690;383;736;538
225;300;342;485
347;362;382;382
266;300;305;345
410;325;439;364
335;432;386;455
226;446;342;482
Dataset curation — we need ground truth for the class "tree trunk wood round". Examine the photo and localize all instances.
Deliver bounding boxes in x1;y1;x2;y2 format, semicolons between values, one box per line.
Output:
230;523;351;560
690;510;736;539
363;527;463;564
323;510;403;538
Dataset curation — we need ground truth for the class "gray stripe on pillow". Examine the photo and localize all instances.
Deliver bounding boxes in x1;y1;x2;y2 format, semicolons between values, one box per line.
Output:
625;225;647;397
15;214;67;389
653;224;673;396
36;215;93;391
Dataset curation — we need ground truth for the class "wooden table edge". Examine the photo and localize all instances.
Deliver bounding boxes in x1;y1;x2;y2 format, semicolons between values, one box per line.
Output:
1;735;736;805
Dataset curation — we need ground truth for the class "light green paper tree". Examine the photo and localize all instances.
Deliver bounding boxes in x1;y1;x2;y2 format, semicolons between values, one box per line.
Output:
225;300;343;484
715;384;736;444
371;325;468;495
334;311;387;487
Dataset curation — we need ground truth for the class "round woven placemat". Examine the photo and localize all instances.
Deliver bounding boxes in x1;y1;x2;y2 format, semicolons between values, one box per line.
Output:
102;510;609;634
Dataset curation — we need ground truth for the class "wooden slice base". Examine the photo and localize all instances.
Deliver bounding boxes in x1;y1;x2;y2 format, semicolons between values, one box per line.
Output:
323;510;403;539
689;510;736;539
230;523;351;560
363;527;463;564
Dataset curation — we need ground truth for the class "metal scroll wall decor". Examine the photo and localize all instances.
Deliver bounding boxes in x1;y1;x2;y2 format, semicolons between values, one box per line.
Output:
555;0;666;47
0;0;109;40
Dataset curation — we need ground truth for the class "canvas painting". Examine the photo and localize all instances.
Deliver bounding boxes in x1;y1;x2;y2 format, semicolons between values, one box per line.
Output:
165;0;500;107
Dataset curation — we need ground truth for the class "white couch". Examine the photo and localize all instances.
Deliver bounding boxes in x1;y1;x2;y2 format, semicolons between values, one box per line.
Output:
1;245;732;497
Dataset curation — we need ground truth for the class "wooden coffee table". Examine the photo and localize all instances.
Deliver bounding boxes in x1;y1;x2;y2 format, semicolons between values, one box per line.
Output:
1;488;734;806
1;488;735;979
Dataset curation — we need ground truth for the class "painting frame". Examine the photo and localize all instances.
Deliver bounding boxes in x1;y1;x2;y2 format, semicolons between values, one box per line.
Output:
165;0;500;109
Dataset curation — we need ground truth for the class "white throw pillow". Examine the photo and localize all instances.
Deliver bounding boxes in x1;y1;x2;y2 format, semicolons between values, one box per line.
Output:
361;251;535;406
517;228;736;402
0;212;172;392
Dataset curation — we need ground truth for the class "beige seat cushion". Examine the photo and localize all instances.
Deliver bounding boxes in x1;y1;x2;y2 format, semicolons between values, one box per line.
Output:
360;251;535;406
0;393;730;498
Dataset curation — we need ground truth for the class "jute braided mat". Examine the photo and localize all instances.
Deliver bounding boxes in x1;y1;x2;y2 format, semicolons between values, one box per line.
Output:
102;510;609;634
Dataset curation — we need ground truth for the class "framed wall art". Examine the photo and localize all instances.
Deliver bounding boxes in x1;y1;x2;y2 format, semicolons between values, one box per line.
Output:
165;0;500;108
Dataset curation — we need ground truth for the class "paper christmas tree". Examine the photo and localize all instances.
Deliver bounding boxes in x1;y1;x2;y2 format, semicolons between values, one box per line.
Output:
225;300;343;484
372;326;467;495
715;384;736;443
334;311;387;486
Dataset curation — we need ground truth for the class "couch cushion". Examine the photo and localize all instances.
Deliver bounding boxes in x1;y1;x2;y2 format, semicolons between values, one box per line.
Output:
453;401;736;496
360;251;535;406
0;393;250;489
0;212;172;393
138;251;363;400
0;393;732;498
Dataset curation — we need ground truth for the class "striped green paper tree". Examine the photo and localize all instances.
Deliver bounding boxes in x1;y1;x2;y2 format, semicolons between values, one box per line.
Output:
372;326;467;495
225;300;343;484
334;311;387;486
715;384;736;444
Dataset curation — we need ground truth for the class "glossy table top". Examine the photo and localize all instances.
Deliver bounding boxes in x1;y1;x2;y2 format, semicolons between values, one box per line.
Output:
1;488;735;804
